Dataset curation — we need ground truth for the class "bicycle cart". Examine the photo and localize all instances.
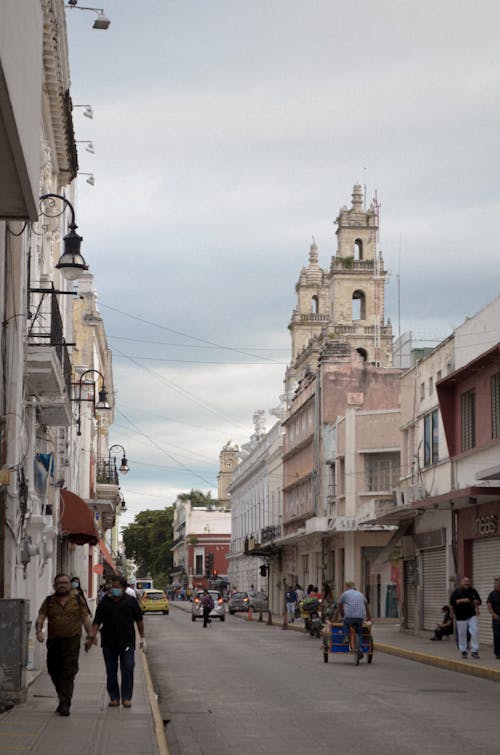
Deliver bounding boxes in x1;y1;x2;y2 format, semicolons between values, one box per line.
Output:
322;620;374;665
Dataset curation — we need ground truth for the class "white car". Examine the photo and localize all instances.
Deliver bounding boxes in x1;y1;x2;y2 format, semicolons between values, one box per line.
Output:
191;590;226;621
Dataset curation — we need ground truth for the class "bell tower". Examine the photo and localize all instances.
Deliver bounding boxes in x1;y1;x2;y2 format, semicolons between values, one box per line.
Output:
288;240;329;363
329;184;392;366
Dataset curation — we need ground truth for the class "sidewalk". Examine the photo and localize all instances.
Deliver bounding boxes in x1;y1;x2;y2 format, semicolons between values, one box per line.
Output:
0;642;169;755
172;601;500;683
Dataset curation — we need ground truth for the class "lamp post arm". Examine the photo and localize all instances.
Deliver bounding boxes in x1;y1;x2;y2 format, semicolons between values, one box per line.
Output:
39;193;77;229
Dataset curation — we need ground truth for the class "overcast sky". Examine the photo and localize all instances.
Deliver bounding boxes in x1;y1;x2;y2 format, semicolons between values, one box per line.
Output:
65;0;500;527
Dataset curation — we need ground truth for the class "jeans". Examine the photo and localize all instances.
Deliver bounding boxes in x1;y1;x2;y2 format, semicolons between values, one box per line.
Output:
343;617;364;649
287;602;296;621
456;615;479;653
492;619;500;656
46;635;81;707
102;646;135;702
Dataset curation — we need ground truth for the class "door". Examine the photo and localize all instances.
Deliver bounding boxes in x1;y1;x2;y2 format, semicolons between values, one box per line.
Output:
404;560;417;630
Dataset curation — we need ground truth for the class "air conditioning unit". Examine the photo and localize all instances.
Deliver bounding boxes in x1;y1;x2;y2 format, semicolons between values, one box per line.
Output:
392;487;408;506
410;482;426;502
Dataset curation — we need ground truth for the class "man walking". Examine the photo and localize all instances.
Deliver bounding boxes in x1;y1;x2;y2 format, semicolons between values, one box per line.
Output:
201;589;214;628
86;575;144;707
450;576;482;659
486;577;500;660
35;573;93;716
336;581;371;657
285;586;298;623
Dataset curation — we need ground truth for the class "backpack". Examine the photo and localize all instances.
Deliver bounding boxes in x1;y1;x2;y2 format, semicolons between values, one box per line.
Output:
204;594;214;611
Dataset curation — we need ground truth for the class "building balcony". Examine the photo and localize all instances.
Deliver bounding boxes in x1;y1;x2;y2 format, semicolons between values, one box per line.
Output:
26;288;72;426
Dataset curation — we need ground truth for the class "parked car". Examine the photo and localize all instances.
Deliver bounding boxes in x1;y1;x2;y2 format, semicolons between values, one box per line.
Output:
140;589;169;614
227;591;268;614
191;590;226;621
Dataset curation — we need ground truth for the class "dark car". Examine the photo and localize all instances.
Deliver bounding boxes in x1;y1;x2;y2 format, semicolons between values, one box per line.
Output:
227;591;268;614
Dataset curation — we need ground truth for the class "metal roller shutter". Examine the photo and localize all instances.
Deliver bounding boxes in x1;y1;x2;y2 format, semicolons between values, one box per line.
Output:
422;547;447;630
405;560;417;630
472;538;500;645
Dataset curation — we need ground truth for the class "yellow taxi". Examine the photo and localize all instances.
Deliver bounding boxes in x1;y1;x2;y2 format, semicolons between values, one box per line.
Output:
140;589;169;615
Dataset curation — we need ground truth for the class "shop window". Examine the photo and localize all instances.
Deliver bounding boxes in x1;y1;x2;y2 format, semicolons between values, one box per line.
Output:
461;389;476;451
423;409;439;465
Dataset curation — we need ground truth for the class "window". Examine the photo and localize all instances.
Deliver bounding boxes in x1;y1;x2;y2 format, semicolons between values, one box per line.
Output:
461;389;476;451
311;295;319;314
492;372;500;439
423;410;439;465
428;377;433;395
436;370;442;382
420;382;425;400
354;239;363;260
352;290;366;320
195;554;203;575
365;452;400;492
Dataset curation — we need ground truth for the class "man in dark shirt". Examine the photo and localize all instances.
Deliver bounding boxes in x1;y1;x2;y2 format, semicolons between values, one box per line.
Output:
35;573;93;716
486;577;500;660
450;576;482;660
86;575;144;707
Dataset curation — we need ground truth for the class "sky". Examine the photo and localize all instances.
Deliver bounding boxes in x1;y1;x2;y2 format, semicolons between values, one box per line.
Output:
64;0;500;528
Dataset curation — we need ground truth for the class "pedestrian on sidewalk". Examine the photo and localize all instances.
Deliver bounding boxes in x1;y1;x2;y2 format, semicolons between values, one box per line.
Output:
70;576;91;616
35;573;94;716
285;587;297;623
486;577;500;660
201;589;214;627
430;605;454;641
86;575;145;708
450;576;482;659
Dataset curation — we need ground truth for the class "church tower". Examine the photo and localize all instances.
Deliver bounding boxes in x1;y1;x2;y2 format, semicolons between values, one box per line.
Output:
288;240;329;363
217;441;239;502
329;184;392;366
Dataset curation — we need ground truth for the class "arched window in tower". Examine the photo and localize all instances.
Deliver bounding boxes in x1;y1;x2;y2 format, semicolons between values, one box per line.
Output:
311;295;319;314
354;238;363;260
357;348;368;362
352;290;366;321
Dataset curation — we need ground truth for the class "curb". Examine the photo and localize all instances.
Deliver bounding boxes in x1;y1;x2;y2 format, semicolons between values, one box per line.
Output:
140;649;170;755
375;642;500;683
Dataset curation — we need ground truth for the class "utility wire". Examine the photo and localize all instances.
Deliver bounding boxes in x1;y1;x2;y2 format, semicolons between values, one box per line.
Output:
100;301;277;362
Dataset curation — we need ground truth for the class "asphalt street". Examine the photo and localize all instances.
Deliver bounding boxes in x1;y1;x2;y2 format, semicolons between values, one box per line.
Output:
146;608;497;755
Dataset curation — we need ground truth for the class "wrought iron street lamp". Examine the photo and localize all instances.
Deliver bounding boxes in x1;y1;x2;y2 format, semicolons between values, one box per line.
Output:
108;444;129;475
39;194;88;281
73;369;111;435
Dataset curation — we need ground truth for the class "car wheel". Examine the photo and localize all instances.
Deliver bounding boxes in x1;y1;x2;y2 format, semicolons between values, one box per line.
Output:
229;610;235;615
220;616;225;621
191;615;196;622
163;611;169;615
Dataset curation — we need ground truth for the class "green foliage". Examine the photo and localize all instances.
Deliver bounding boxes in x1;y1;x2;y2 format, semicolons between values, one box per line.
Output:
122;508;174;583
177;489;213;505
343;255;354;269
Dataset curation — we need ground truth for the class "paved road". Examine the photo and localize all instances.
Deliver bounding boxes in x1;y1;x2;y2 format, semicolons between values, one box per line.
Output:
146;608;498;755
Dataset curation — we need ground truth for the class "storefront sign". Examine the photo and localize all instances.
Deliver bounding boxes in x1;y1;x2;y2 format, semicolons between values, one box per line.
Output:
473;514;497;536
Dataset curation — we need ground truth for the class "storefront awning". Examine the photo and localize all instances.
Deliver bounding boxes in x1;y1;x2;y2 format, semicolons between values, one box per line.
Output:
98;538;117;573
412;486;500;511
60;489;99;546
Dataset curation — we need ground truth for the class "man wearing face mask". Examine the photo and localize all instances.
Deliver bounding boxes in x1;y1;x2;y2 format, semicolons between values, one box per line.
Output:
85;575;144;708
35;573;93;716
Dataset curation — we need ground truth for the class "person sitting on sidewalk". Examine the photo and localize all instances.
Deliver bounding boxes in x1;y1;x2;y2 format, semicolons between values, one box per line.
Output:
430;605;454;640
35;573;94;716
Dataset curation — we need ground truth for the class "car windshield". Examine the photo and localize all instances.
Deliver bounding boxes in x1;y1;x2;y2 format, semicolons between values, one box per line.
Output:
231;592;246;599
145;592;164;600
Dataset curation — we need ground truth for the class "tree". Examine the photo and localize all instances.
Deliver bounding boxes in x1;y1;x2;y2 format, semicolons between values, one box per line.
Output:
122;508;173;585
177;489;213;505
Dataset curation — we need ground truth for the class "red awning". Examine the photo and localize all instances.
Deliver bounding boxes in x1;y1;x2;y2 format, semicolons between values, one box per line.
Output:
60;489;99;546
98;537;117;573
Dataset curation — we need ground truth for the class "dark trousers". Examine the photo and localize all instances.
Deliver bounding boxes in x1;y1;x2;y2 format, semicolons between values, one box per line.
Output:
493;619;500;656
102;646;135;702
46;635;81;707
203;607;211;627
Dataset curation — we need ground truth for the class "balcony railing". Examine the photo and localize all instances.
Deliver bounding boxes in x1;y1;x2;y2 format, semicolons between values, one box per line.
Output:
27;287;72;397
96;460;119;486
